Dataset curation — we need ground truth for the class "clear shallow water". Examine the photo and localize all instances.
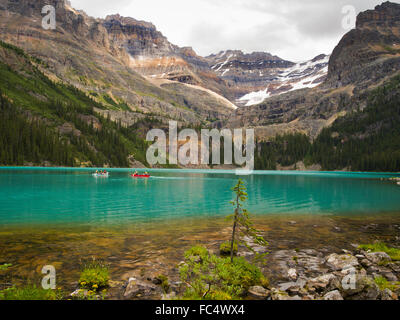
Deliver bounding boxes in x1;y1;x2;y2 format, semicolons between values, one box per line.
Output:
0;167;400;226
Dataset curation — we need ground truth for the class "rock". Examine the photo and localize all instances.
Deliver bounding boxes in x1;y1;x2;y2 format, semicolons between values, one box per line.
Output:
341;274;380;300
332;227;342;233
124;278;159;299
326;253;359;271
308;274;340;293
248;286;270;300
381;289;398;301
278;279;306;292
381;272;398;282
323;290;344;300
287;268;298;280
269;250;327;281
360;259;373;268
270;288;302;300
365;252;391;264
162;292;177;300
387;262;400;273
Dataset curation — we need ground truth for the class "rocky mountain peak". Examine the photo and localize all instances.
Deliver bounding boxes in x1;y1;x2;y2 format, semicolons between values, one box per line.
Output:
104;14;157;31
356;1;400;29
326;1;400;89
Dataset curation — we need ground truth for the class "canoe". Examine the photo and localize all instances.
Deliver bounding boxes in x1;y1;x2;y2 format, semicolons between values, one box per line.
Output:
93;173;109;178
131;174;150;179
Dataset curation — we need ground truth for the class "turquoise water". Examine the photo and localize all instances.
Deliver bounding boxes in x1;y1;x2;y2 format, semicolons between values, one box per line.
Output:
0;167;400;226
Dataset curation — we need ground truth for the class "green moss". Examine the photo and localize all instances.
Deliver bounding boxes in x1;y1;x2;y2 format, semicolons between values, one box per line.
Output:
359;242;400;261
157;275;170;293
260;276;270;289
374;276;400;292
79;260;110;291
0;263;12;271
220;241;238;256
0;285;63;300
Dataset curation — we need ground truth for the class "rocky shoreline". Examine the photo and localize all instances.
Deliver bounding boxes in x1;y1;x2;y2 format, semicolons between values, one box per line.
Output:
83;240;399;301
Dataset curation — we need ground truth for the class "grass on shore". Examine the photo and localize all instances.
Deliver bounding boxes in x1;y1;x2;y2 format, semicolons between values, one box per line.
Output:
0;285;64;300
359;242;400;261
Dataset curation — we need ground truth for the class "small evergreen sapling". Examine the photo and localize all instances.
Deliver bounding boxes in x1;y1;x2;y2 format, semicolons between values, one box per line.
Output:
227;179;268;262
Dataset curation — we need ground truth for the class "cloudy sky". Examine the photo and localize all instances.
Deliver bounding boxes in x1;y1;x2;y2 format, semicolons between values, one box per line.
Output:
69;0;399;61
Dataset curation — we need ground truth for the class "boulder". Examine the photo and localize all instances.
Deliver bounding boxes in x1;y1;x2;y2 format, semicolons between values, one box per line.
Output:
248;286;270;300
323;290;344;300
341;274;380;300
270;288;302;300
124;278;159;299
365;252;391;264
381;289;398;301
326;253;359;271
278;279;306;292
162;292;177;300
287;268;298;280
307;273;340;293
360;259;373;268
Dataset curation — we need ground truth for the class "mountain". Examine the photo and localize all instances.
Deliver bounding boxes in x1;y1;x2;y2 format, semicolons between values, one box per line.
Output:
227;1;400;142
237;54;329;106
0;0;237;127
0;40;151;167
103;14;236;103
326;1;400;89
205;50;329;107
0;0;399;171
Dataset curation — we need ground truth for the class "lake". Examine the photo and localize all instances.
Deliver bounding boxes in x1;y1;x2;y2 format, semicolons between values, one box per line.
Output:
0;168;400;227
1;167;400;292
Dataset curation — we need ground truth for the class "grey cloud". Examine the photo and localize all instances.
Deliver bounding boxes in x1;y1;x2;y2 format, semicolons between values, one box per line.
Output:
69;0;132;17
70;0;400;60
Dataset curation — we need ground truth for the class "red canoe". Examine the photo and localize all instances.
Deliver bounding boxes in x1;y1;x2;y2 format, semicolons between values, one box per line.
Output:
131;174;151;179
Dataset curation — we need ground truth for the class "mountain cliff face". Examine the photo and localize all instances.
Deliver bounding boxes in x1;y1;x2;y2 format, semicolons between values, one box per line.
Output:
326;1;400;89
227;1;400;141
205;50;293;97
237;54;329;106
205;50;329;106
0;0;236;126
102;14;234;100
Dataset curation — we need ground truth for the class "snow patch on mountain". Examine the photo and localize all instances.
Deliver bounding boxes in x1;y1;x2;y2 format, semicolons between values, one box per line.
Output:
238;54;330;106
